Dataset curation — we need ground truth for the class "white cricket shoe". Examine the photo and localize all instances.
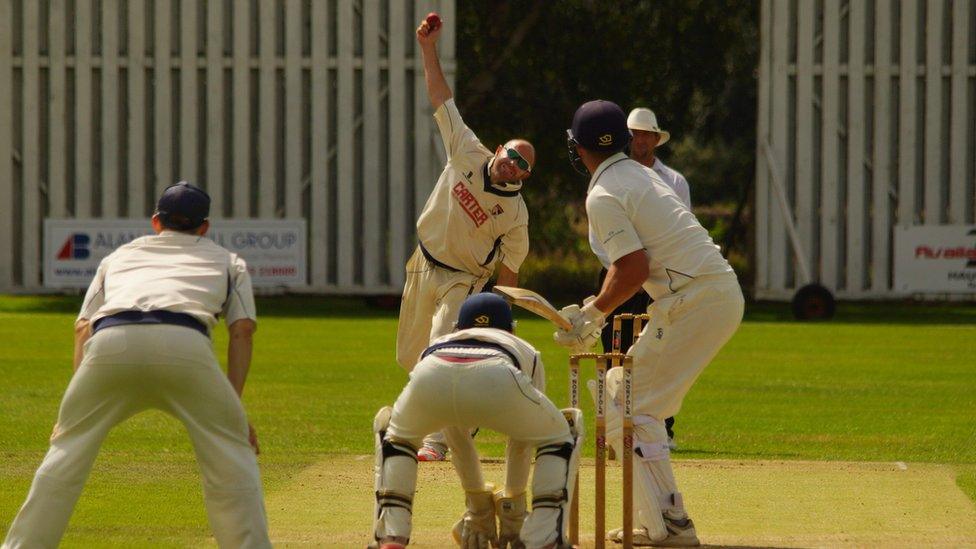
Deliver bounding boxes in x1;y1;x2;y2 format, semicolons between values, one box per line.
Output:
416;443;447;462
607;516;700;547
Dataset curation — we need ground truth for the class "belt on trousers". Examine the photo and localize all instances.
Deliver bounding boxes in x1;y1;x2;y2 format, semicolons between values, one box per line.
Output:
92;310;209;337
418;242;462;273
421;339;521;371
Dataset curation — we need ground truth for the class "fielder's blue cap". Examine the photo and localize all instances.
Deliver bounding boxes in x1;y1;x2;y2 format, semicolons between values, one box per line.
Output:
155;181;210;230
457;293;514;331
569;99;631;153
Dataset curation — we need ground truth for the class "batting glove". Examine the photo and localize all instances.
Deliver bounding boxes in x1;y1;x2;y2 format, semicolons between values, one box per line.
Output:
553;298;605;352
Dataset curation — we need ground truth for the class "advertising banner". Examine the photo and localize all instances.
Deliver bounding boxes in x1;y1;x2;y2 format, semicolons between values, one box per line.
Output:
44;219;307;289
893;225;976;293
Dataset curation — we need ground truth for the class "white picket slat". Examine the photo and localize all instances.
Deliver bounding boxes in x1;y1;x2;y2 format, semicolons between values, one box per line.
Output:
180;0;198;183
127;0;147;216
310;0;330;287
0;0;12;287
846;0;866;292
871;0;893;292
820;0;840;289
755;0;771;291
923;0;943;224
154;0;173;196
75;0;94;217
49;0;67;217
948;0;969;224
23;1;41;286
232;0;250;217
284;0;302;219
388;0;408;289
794;0;815;286
362;0;381;286
336;0;355;285
768;0;789;291
101;0;120;217
897;0;918;226
258;0;276;218
205;0;224;215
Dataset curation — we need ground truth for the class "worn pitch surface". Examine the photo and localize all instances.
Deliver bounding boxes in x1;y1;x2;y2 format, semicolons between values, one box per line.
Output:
264;457;976;548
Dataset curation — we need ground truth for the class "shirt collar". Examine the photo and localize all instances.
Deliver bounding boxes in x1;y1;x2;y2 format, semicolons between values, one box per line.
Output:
587;152;631;193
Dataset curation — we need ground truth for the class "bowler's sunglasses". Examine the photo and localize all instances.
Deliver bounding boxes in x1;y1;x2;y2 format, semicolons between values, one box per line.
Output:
504;147;531;172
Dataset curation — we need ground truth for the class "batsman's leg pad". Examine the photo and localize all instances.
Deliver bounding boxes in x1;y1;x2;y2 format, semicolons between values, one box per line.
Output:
373;406;419;543
520;408;582;549
631;415;692;541
451;483;497;549
494;489;527;549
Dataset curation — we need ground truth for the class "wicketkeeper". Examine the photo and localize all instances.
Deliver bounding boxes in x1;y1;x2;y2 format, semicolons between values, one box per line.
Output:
396;14;534;462
555;100;744;546
372;293;582;549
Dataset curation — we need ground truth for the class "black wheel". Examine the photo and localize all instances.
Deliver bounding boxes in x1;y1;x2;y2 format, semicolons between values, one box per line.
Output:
791;283;835;320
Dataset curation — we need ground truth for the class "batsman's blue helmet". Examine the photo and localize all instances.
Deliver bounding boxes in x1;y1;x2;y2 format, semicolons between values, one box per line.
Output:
457;293;514;332
568;99;631;154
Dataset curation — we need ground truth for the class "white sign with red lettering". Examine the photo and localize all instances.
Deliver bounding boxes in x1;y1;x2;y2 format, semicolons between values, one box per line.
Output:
44;219;307;288
894;225;976;293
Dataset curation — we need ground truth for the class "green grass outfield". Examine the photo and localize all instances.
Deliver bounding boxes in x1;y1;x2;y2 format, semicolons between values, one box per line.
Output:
0;296;974;546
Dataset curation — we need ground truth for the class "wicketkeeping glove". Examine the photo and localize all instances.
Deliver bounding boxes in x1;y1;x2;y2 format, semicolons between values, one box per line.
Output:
494;489;527;549
451;484;497;549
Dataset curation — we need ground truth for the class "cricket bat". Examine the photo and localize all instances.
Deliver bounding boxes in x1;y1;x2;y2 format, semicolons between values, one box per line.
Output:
492;286;573;331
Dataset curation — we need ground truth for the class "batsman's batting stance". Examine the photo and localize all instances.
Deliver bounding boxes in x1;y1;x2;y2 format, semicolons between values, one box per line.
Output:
372;294;582;549
396;14;535;461
555;101;744;546
2;182;271;548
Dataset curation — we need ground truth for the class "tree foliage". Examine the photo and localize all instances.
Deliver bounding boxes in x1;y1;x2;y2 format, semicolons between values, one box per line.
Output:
453;0;758;264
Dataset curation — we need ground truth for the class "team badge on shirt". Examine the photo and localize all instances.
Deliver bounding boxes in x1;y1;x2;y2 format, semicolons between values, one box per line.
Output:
490;204;504;216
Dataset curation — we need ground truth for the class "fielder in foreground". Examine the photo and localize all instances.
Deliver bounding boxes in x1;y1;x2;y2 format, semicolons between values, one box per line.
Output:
372;294;582;549
556;101;744;546
2;182;271;548
396;14;535;461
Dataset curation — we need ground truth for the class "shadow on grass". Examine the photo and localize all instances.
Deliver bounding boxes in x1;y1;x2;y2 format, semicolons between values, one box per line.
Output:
3;295;974;324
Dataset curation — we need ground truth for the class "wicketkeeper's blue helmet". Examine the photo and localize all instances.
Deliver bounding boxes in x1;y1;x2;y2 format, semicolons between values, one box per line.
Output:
457;292;514;332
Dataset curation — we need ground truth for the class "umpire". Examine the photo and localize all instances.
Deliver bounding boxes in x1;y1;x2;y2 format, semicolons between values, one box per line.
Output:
3;182;272;548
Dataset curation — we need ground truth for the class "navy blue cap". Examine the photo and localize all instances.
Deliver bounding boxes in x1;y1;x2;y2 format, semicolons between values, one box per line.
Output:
457;293;514;331
155;181;210;230
569;100;631;153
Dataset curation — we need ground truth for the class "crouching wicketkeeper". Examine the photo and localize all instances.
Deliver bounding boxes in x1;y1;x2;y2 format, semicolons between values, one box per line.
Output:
370;293;582;549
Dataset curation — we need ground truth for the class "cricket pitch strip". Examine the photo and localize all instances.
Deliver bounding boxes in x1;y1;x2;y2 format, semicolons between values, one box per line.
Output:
262;457;976;548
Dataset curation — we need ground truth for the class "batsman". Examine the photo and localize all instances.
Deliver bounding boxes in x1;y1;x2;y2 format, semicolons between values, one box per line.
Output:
555;100;744;546
372;294;582;549
395;13;535;461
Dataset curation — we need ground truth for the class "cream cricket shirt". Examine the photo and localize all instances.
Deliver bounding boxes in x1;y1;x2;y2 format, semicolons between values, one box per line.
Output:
415;99;529;277
586;152;733;300
78;231;257;331
427;327;546;392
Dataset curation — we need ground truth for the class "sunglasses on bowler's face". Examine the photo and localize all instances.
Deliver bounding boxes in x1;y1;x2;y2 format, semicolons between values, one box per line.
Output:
504;147;531;172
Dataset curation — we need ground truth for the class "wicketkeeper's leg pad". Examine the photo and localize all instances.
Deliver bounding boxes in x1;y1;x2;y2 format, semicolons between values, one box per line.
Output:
520;408;582;549
372;406;419;544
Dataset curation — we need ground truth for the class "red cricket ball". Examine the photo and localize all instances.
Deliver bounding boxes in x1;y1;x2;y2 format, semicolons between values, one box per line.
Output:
425;12;441;32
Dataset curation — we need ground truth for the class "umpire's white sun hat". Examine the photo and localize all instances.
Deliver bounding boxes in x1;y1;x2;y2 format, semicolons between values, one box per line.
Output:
627;107;670;146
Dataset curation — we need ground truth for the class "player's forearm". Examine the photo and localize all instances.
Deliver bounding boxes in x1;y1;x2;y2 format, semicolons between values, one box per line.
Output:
496;264;518;288
73;319;92;371
227;319;256;398
594;250;649;314
420;43;452;109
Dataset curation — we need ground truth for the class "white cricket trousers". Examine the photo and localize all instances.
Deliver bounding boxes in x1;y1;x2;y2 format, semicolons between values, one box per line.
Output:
2;324;271;549
395;247;486;371
628;273;745;419
388;354;572;487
